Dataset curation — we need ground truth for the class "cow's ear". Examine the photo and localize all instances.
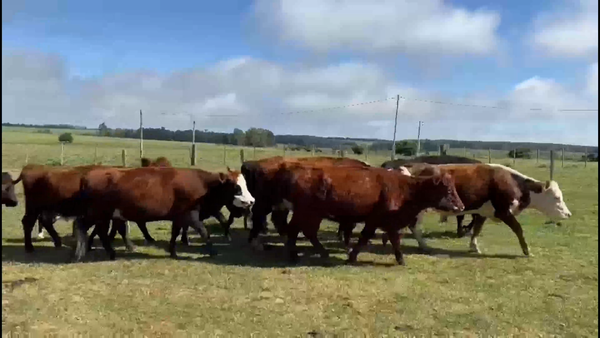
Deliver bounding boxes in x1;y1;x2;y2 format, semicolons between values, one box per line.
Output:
545;180;551;190
219;172;228;183
226;166;232;173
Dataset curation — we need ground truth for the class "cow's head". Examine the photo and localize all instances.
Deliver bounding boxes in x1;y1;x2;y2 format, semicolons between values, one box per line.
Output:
417;173;464;213
2;173;18;207
530;180;572;220
221;168;255;209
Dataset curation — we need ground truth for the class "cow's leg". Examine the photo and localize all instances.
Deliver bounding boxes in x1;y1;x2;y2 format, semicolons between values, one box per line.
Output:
247;202;270;250
185;211;217;257
169;221;183;258
87;226;98;251
386;230;405;265
439;215;448;224
299;215;328;259
114;219;135;252
96;219;116;260
271;208;289;236
347;222;377;263
284;216;301;263
214;211;232;242
180;223;190;246
73;217;92;262
243;213;250;230
135;221;156;244
39;213;62;248
36;218;45;239
496;212;531;256
408;217;431;253
456;215;468;238
340;222;356;247
21;213;38;253
468;215;487;253
108;220;119;241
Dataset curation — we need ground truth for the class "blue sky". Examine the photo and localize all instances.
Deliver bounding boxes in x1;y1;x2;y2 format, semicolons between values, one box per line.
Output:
2;0;598;145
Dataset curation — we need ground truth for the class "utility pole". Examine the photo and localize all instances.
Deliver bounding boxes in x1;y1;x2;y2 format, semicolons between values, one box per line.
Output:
139;110;143;159
416;121;423;156
391;94;400;160
191;120;196;166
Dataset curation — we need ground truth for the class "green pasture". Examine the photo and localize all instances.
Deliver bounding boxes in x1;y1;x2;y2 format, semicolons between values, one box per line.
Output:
2;130;597;336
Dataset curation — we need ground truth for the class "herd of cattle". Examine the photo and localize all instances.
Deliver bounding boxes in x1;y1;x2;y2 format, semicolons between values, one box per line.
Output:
1;154;572;265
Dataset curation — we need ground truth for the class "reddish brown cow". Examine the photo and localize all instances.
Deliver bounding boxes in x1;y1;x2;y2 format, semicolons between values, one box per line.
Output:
266;163;464;265
401;163;572;256
242;156;370;247
74;166;254;261
12;164;134;253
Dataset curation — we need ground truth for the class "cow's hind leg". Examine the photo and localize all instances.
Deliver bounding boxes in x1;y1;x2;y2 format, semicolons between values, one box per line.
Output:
184;211;217;257
299;215;328;259
169;221;182;258
134;221;156;245
215;211;233;242
386;230;405;265
39;213;62;248
22;213;38;252
96;220;116;260
114;219;135;252
284;216;301;263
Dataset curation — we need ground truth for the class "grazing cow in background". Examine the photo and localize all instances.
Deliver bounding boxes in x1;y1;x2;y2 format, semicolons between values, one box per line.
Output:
382;155;483;238
270;163;464;264
74;166;255;261
2;172;18;207
403;163;572;256
241;156;370;248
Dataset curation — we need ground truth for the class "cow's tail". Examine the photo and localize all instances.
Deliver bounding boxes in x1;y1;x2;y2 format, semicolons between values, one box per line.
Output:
11;172;23;186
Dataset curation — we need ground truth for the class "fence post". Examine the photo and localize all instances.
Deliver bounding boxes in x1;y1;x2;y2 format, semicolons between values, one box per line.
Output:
584;148;587;167
253;146;256;160
240;149;245;163
550;150;555;181
463;147;466;157
311;145;315;157
365;144;369;161
561;148;564;168
223;145;227;165
191;144;196;166
60;142;65;166
94;145;98;164
283;146;286;158
488;149;491;163
536;149;539;164
513;149;516;166
121;149;126;167
25;151;29;165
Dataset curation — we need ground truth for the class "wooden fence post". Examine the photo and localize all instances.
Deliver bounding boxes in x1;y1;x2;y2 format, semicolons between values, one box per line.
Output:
584;148;587;167
25;151;29;165
240;149;245;163
283;146;286;158
60;142;65;166
121;149;126;167
365;145;369;162
561;148;564;168
223;145;227;165
536;149;539;164
253;146;256;160
191;144;196;166
94;145;98;164
311;145;315;157
513;149;516;166
550;150;555;181
463;147;467;157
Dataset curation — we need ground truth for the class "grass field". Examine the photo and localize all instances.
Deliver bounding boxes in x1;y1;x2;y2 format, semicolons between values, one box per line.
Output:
2;130;598;336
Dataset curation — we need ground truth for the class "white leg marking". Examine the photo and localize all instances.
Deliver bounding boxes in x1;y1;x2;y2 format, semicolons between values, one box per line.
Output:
469;237;481;254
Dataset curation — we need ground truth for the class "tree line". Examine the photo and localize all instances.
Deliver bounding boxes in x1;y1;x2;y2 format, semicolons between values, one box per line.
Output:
3;122;597;154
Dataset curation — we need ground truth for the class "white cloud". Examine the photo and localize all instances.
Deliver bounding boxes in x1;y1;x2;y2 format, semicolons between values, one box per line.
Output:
587;62;598;95
532;0;598;58
252;0;501;57
2;50;598;145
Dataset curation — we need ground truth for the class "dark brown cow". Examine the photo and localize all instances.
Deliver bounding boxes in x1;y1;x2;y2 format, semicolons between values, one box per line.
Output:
12;164;135;253
263;163;465;265
402;163;572;256
74;166;254;261
241;156;370;247
2;172;18;207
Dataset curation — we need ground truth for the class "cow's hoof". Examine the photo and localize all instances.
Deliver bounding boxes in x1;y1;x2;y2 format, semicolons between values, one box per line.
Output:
468;247;481;254
125;246;136;253
419;246;433;254
320;251;330;259
145;239;157;246
108;253;116;261
25;247;34;253
208;249;218;257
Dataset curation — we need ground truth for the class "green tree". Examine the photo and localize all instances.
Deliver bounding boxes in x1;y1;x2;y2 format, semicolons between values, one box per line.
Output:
395;140;417;156
98;122;110;136
58;132;74;143
508;148;532;159
351;145;364;155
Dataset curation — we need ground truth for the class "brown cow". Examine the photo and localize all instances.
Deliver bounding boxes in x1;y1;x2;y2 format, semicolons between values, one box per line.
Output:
264;163;464;265
12;164;135;253
241;156;370;247
74;166;255;261
402;163;572;256
2;172;18;207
